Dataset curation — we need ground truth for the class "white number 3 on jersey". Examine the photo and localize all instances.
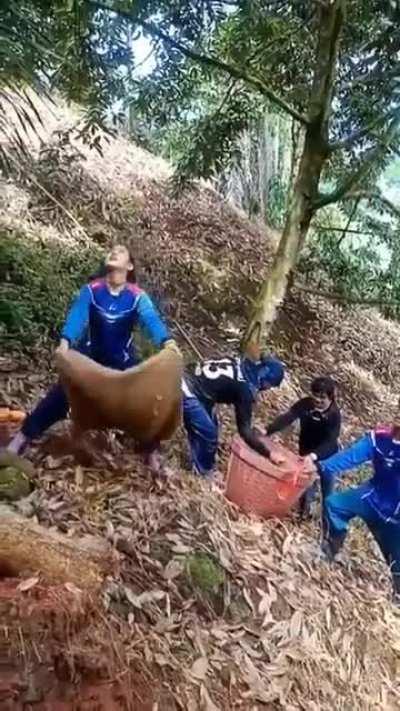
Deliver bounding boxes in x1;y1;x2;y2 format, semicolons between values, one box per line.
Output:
195;359;235;380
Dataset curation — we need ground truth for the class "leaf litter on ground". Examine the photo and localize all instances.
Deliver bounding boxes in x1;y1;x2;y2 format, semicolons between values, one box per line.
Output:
1;98;400;709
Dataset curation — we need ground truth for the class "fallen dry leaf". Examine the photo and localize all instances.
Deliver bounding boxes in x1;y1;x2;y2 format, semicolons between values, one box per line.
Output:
243;587;255;614
3;96;400;711
289;610;303;639
163;559;184;581
64;582;82;595
125;588;166;609
17;576;39;592
190;656;209;681
75;465;84;488
258;592;272;616
200;685;220;711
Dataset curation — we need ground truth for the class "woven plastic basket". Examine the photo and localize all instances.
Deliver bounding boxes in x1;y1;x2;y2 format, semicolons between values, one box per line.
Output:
0;409;26;447
225;435;312;518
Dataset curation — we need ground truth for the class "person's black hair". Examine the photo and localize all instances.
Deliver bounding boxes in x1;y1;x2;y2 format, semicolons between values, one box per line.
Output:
88;245;136;283
311;376;336;400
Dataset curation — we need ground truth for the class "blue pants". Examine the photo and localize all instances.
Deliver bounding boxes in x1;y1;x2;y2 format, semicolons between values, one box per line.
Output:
299;464;335;515
22;350;137;440
22;383;69;439
183;396;218;476
323;486;400;592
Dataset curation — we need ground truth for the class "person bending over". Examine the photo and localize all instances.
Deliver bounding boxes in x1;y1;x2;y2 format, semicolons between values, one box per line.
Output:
183;353;285;478
266;376;341;518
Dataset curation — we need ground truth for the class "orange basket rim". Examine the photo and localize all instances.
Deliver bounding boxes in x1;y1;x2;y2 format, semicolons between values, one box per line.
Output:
229;448;308;485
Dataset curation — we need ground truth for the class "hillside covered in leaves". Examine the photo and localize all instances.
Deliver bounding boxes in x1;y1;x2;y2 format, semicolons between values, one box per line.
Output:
1;100;400;710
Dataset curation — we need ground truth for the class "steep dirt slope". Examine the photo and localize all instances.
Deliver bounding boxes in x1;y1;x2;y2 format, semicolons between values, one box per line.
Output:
1;98;400;710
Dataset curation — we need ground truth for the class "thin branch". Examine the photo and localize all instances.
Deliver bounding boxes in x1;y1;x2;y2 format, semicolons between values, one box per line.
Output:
347;62;400;90
314;120;399;209
344;190;400;220
215;79;238;115
336;196;360;247
27;171;92;239
89;0;309;126
139;22;309;125
328;108;399;152
295;284;400;307
316;225;374;236
134;47;154;71
245;18;308;69
171;319;204;360
8;155;92;242
313;161;370;209
313;0;330;8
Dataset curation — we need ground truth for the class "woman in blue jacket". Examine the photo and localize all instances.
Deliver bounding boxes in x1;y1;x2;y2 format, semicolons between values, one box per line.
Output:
305;416;400;603
8;244;173;468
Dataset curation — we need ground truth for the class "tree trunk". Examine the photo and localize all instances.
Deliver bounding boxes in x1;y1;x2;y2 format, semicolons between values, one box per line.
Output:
242;169;312;351
0;506;118;590
242;0;345;352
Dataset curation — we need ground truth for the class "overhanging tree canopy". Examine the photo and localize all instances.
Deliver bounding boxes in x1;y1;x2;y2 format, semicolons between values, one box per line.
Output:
114;0;400;346
2;0;400;347
0;0;133;168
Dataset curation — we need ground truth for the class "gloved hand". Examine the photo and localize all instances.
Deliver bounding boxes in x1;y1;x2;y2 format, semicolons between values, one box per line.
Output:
163;339;182;356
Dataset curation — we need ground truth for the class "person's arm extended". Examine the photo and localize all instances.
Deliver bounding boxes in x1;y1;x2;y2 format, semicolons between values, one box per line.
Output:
318;433;373;476
235;389;271;458
240;423;271;457
266;402;301;435
137;293;170;348
61;285;91;345
313;410;341;461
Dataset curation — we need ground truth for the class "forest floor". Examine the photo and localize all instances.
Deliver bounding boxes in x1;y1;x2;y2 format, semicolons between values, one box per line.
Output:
1;98;400;710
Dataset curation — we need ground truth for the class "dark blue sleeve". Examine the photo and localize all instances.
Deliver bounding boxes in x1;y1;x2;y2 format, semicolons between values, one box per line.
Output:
136;293;170;348
266;399;304;435
319;434;373;476
61;285;91;344
235;384;271;458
